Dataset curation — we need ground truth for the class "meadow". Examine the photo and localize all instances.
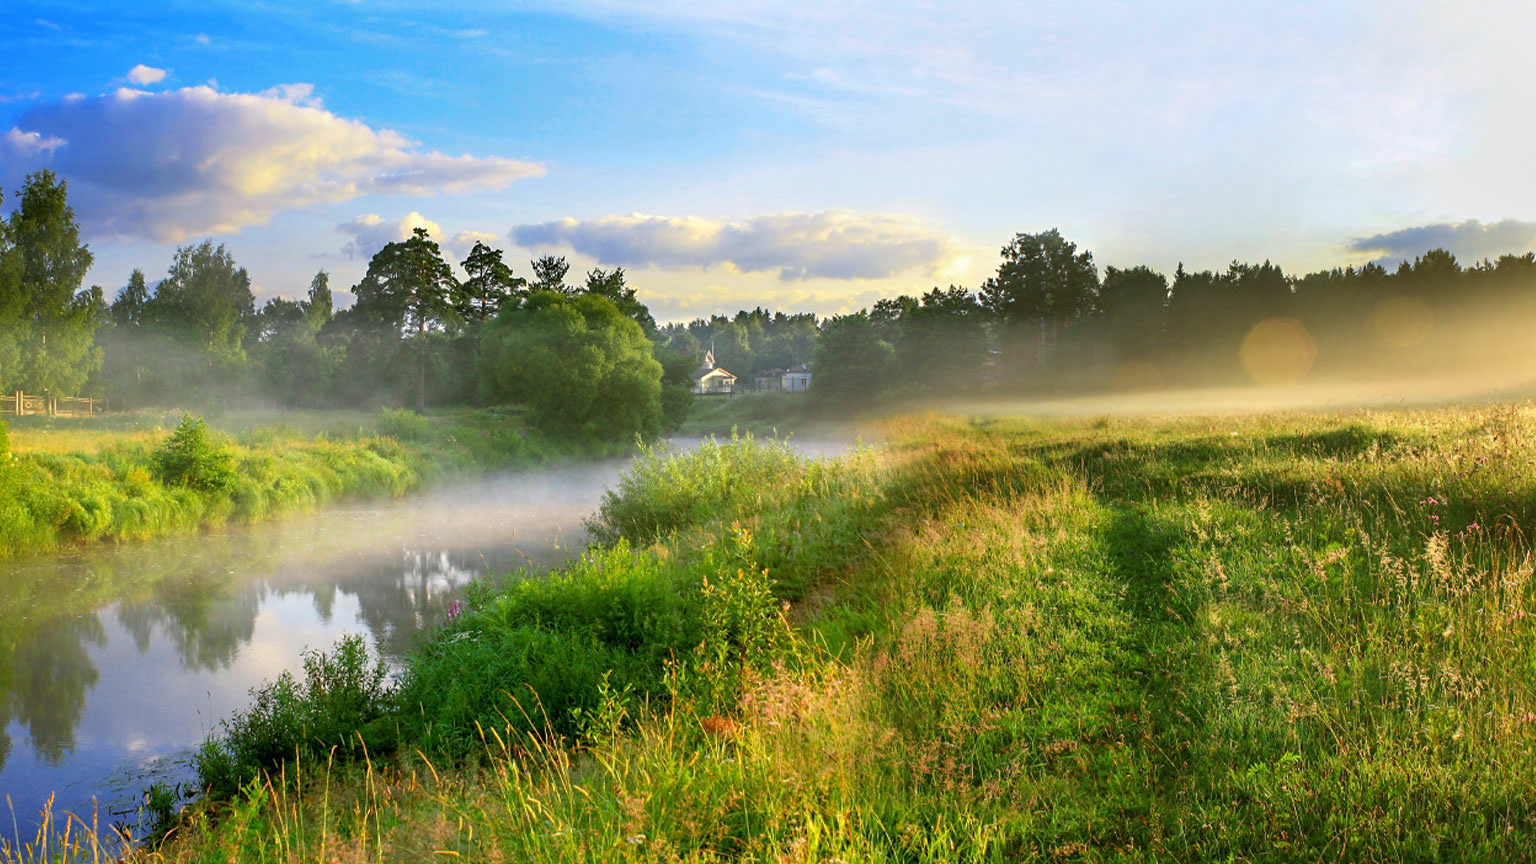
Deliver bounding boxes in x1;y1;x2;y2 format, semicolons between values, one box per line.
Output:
0;407;604;559
11;404;1536;862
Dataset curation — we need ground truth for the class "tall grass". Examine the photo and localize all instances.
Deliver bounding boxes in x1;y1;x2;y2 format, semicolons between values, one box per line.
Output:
0;408;595;560
83;405;1536;862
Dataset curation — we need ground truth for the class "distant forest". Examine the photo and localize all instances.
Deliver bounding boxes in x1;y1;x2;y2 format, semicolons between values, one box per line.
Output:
4;170;1534;437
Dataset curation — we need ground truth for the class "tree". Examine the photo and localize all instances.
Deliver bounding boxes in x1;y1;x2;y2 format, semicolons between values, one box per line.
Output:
896;286;988;392
460;243;524;323
306;271;333;328
529;255;571;295
0;187;22;392
979;229;1098;369
1098;265;1167;358
111;269;151;329
4;170;101;396
810;312;894;406
478;291;663;440
351;228;460;411
148;239;255;360
582;267;655;333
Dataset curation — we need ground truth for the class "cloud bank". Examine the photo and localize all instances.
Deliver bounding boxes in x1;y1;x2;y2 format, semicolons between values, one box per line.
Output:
1350;218;1536;265
0;85;544;242
511;211;966;281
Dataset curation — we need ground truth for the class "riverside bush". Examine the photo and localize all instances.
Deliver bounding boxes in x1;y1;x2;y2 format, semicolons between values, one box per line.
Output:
151;415;237;492
196;634;391;797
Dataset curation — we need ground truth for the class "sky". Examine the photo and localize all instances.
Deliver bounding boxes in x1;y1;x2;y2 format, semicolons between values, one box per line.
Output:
3;0;1535;322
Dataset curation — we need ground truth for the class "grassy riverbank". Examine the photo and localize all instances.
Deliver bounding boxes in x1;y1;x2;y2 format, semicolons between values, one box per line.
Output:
17;404;1536;862
0;408;612;560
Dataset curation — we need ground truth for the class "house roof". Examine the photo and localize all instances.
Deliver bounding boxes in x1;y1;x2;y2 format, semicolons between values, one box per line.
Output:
694;366;736;381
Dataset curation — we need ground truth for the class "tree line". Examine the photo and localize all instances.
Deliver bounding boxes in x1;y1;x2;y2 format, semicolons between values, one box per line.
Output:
0;172;689;442
6;170;1533;434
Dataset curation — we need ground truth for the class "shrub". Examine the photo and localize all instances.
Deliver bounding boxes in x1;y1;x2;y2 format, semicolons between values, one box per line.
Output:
377;406;431;442
152;415;237;493
196;634;391;797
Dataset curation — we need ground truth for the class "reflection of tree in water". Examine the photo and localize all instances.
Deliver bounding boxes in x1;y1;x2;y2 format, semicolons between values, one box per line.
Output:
0;477;584;770
10;614;105;765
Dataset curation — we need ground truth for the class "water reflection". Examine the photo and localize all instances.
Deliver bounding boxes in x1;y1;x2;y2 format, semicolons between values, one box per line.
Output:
0;462;623;838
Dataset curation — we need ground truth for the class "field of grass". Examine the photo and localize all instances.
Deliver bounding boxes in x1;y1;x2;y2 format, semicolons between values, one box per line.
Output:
13;404;1536;862
0;407;606;559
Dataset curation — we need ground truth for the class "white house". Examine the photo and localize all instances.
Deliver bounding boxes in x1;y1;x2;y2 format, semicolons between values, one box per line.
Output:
692;349;737;395
783;362;812;392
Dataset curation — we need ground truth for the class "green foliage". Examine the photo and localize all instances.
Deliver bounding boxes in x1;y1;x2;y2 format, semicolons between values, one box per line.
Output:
376;406;431;442
196;634;391;798
810;312;894;406
0;418;8;455
478;291;663;441
3;170;102;396
151;415;237;493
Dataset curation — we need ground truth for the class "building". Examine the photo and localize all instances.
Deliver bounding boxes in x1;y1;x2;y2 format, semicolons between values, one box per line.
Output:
783;362;812;392
753;369;786;390
692;348;737;395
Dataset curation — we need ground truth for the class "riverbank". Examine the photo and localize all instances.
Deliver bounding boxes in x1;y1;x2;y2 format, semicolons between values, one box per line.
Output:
19;404;1536;861
0;407;624;560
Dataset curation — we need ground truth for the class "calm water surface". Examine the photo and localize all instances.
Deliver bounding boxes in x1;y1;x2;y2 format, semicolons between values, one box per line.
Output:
0;461;627;840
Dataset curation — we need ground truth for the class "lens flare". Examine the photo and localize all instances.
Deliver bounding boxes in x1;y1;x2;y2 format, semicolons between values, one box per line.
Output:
1240;318;1317;386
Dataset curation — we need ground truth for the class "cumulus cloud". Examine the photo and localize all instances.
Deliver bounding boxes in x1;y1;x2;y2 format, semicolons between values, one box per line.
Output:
453;229;501;250
126;64;167;85
1349;218;1536;266
337;211;443;260
511;210;966;281
0;85;544;242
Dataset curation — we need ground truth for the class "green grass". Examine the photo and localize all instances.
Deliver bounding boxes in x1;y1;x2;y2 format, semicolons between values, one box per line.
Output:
22;404;1536;862
0;407;601;560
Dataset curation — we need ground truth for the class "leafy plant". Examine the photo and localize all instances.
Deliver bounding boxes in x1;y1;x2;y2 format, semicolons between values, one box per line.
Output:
151;414;237;492
377;406;431;441
196;634;391;797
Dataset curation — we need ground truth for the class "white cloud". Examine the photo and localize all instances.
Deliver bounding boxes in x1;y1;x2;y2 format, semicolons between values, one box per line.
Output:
338;211;444;260
511;210;966;281
126;64;167;85
3;128;64;158
0;85;544;242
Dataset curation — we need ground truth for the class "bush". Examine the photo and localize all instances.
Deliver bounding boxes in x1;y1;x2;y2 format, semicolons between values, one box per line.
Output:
152;415;237;493
377;406;431;442
196;634;391;797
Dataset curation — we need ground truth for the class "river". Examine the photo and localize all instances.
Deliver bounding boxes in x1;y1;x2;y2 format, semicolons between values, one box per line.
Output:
0;459;628;843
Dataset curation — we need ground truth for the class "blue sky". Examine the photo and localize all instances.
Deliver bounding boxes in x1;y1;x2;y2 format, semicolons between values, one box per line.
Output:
4;0;1534;321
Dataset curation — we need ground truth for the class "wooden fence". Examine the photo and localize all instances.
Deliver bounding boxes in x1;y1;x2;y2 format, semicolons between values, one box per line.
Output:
0;392;107;417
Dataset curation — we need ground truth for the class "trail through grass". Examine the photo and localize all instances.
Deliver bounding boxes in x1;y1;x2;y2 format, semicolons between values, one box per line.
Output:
20;406;1536;862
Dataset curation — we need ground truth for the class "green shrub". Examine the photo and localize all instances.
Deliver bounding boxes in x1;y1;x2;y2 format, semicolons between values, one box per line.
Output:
377;406;432;442
152;415;237;493
196;634;391;797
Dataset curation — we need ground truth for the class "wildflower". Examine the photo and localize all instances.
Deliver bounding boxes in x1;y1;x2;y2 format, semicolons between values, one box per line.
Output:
447;598;464;621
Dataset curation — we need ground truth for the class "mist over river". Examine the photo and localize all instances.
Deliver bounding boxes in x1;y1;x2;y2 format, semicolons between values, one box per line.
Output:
0;460;628;842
